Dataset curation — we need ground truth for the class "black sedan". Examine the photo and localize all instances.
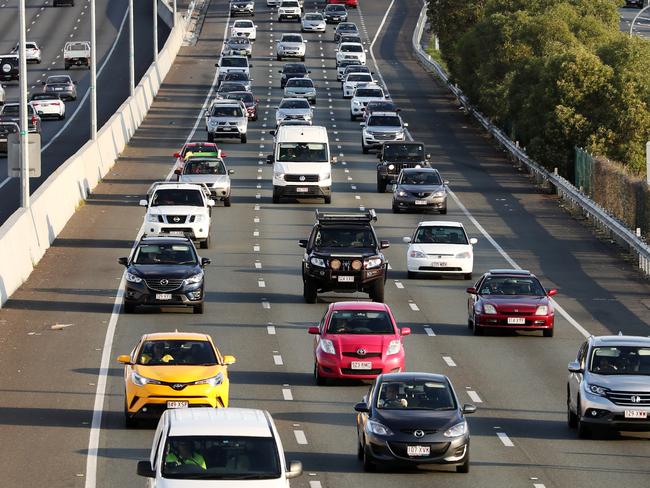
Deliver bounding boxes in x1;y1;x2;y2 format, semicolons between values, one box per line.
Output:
279;62;310;88
43;74;77;101
118;235;210;314
323;4;347;23
221;91;259;121
355;373;476;472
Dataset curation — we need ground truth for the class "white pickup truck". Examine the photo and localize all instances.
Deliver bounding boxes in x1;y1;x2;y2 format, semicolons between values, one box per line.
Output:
64;41;90;69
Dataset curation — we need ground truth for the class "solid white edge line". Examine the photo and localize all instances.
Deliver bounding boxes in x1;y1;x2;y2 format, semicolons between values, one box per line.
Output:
364;0;395;96
83;6;233;488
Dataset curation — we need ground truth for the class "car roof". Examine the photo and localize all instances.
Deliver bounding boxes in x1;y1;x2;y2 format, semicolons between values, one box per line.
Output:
275;125;327;141
380;372;449;383
142;332;211;342
329;301;389;312
138;235;194;245
591;335;650;347
418;220;463;228
355;83;382;90
487;269;532;276
152;182;206;190
369;111;399;117
166;408;273;437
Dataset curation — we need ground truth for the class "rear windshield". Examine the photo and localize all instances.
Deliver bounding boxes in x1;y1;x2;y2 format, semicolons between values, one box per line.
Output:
221;58;248;67
151;189;204;207
414;225;465;244
326;5;346;11
355;88;383;98
367;101;395;112
1;105;34;115
233;20;254;27
181;144;217;156
46;76;71;84
327;310;393;334
225;92;254;103
66;42;87;50
338;24;357;31
228;37;248;45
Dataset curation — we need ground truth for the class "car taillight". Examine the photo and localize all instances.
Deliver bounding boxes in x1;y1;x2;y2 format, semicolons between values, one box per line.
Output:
31;115;37;125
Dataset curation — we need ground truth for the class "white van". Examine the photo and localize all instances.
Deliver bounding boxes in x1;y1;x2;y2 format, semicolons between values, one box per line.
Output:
137;407;302;486
267;125;334;204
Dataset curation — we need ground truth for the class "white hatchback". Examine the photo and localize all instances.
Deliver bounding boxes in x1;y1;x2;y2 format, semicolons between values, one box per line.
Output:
137;408;303;486
403;221;477;280
231;19;257;40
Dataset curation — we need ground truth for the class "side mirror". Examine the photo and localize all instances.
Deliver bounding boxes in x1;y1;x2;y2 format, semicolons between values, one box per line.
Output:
138;199;148;207
41;81;45;85
136;460;155;478
462;404;477;415
222;355;236;365
73;81;78;85
307;70;312;73
118;257;129;266
299;239;308;248
469;237;478;245
385;95;390;99
443;179;449;185
228;169;235;175
173;152;180;158
201;257;211;267
278;70;283;73
330;156;338;165
249;64;253;67
568;360;582;373
466;287;477;294
286;460;302;480
215;63;220;67
379;240;390;249
354;402;369;413
547;289;558;297
174;169;181;175
266;154;274;165
116;354;131;364
207;199;216;207
403;122;409;127
426;153;431;160
269;129;276;136
391;184;397;192
402;236;411;244
308;326;320;335
400;327;411;336
359;122;366;126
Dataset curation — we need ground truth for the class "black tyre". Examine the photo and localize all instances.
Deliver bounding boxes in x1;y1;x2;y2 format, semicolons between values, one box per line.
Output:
440;206;447;215
473;321;484;336
240;133;247;143
324;194;332;204
463;272;472;280
303;279;317;303
362;144;369;154
207;132;214;142
369;280;385;303
456;450;470;473
376;176;386;193
357;437;364;460
124;411;138;429
407;271;416;279
123;302;136;314
362;446;376;472
193;302;204;314
350;113;356;121
224;196;231;207
392;205;399;213
543;328;554;338
567;391;578;428
272;188;281;204
314;362;326;385
200;235;209;249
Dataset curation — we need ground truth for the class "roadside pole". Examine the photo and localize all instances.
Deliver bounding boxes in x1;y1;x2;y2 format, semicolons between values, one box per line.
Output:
90;0;97;139
19;0;28;208
129;0;135;95
154;0;159;62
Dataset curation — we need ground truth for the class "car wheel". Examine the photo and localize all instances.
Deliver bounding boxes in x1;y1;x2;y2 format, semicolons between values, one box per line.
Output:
324;194;332;204
473;320;484;336
577;399;591;438
369;280;385;303
314;362;327;386
362;445;376;472
440;206;447;215
407;271;416;279
207;132;214;142
276;55;281;61
362;143;369;154
456;449;470;473
59;113;65;120
567;389;578;428
350;113;356;121
463;272;472;280
124;403;138;429
392;204;399;213
123;302;136;314
357;436;364;460
240;134;247;143
467;317;473;329
303;280;317;303
223;196;231;207
376;176;386;193
201;236;209;249
543;328;554;338
272;187;281;204
193;302;204;314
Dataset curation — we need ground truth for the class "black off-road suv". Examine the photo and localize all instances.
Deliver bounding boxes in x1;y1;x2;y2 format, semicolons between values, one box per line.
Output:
299;210;389;303
376;141;431;193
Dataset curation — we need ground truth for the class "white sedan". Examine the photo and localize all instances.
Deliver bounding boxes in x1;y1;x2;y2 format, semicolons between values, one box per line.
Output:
403;221;477;280
230;20;257;40
29;93;65;119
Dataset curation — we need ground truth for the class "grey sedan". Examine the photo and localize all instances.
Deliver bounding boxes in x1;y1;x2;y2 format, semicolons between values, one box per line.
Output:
302;12;326;32
392;167;448;214
283;77;316;103
224;37;253;57
43;75;77;101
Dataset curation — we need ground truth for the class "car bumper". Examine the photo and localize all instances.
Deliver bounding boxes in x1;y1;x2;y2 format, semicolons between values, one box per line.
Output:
316;352;404;379
407;256;472;274
35;106;65;117
303;265;385;291
277;50;305;58
302;24;326;31
325;16;347;23
143;222;209;240
365;432;469;466
474;313;554;330
579;391;650;431
393;195;447;211
124;283;204;307
284;91;316;100
47;90;75;99
231;7;254;14
274;184;330;198
125;383;228;417
208;127;245;139
363;132;405;147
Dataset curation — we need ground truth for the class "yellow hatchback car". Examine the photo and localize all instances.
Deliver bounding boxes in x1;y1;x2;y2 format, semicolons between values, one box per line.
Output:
117;332;236;427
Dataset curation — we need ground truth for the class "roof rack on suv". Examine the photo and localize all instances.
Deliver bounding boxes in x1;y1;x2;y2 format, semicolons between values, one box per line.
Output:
315;209;377;223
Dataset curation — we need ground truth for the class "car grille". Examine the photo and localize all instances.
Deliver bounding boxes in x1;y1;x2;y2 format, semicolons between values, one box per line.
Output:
341;368;382;375
372;132;399;140
285;174;319;182
425;253;454;257
412;192;432;198
164;215;187;224
342;351;382;358
144;278;185;292
605;390;650;407
399;428;439;436
387;442;449;458
418;266;463;272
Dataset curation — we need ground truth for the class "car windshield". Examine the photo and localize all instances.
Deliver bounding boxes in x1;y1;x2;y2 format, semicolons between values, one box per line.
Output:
221;58;247;67
210;105;244;117
218;83;247;92
151;189;205;206
228;38;248;45
287;79;313;88
1;105;20;116
314;226;376;248
132;243;197;265
181;144;217;156
401;171;442;186
162;436;281;480
284;64;307;73
278;143;327;162
280;99;310;109
414;226;466;245
348;74;372;82
282;35;302;43
377;380;456;410
136;339;217;366
341;44;363;52
383;143;424;161
355;88;383;98
368;116;400;127
305;14;322;20
589;346;650;375
479;277;545;296
47;76;71;84
183;159;226;175
327;310;393;334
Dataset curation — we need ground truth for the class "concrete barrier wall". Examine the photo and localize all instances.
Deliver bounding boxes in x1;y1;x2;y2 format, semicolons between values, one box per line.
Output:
0;15;187;307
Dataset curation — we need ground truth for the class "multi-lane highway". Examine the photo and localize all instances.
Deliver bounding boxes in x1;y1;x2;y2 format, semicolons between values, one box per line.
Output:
0;0;170;225
620;4;650;39
1;0;650;487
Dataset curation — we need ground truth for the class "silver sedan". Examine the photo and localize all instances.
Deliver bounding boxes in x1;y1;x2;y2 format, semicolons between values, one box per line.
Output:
302;12;326;32
284;77;316;104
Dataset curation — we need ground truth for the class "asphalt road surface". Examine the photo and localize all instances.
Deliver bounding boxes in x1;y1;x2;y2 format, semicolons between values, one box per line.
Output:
0;0;650;487
620;4;650;39
0;0;170;225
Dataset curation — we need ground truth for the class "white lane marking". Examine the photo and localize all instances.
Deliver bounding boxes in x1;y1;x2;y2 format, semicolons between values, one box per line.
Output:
262;301;271;309
309;482;322;488
253;245;260;252
409;302;419;311
254;216;260;223
293;430;308;445
273;354;283;365
497;432;514;447
258;279;266;288
424;327;435;336
533;484;546;488
442;356;456;367
467;390;483;403
394;280;404;289
267;325;276;335
282;388;293;401
253;230;260;237
254;204;260;210
255;261;262;269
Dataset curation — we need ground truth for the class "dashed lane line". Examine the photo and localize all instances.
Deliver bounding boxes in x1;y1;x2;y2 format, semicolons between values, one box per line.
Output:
424;327;435;336
467;390;483;403
293;430;308;445
442;356;457;367
496;432;515;447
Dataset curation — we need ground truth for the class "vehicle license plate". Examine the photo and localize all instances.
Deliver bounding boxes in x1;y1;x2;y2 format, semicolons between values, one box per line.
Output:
414;200;428;205
431;262;447;267
625;410;647;419
167;401;188;409
55;87;63;90
407;445;430;457
296;187;309;193
351;361;372;370
332;16;340;20
156;293;172;300
222;127;233;131
338;275;354;282
507;317;526;325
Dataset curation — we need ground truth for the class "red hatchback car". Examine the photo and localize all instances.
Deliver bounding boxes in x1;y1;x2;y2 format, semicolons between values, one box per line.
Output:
466;269;557;337
327;0;358;7
309;301;410;384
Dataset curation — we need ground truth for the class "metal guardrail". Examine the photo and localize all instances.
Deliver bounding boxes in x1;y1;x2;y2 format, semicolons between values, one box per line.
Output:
411;2;650;276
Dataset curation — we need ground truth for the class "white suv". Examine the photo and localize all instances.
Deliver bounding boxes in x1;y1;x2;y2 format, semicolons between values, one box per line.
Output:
231;19;258;40
137;408;303;485
140;182;215;249
278;0;301;22
336;42;367;65
205;99;249;143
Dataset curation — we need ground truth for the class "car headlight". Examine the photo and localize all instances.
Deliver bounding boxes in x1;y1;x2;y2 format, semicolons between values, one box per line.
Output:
352;100;361;106
184;272;204;285
365;257;383;269
319;338;336;355
146;214;158;223
443;420;467;438
587;384;609;396
125;272;142;283
432;191;446;198
274;171;285;180
367;420;393;436
397;190;407;197
193;214;204;223
535;305;548;316
386;339;401;355
194;372;224;386
483;303;497;314
320;172;331;181
310;256;326;267
388;164;395;170
455;251;471;259
409;249;427;259
209;119;218;126
131;371;161;387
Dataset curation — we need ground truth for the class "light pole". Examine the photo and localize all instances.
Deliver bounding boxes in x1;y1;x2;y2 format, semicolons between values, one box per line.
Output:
129;0;135;95
18;0;29;208
153;0;158;62
173;0;177;26
629;5;650;36
90;0;97;139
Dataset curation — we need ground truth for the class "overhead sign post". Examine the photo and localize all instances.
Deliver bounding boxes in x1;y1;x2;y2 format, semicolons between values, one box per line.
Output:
8;132;41;179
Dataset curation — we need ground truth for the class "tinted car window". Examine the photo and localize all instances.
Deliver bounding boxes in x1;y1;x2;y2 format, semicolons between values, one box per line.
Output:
137;339;217;366
314;227;376;248
183;159;226;175
589;346;650;375
341;44;363;52
221;58;248;67
414;226;466;245
210;105;244;117
226;92;254;104
283;35;303;43
479;277;545;296
383;143;424;161
378;380;456;410
327;310;393;334
151;189;204;207
133;243;197;265
401;171;442;186
46;76;72;84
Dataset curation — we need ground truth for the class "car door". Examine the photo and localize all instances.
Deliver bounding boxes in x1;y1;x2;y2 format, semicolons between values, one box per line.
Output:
468;275;484;320
568;341;588;410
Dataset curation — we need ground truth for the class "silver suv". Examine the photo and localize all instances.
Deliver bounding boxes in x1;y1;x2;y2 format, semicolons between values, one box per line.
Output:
567;335;650;437
205;99;248;143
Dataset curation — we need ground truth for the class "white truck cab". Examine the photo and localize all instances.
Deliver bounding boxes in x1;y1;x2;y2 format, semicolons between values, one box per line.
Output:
267;125;334;204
